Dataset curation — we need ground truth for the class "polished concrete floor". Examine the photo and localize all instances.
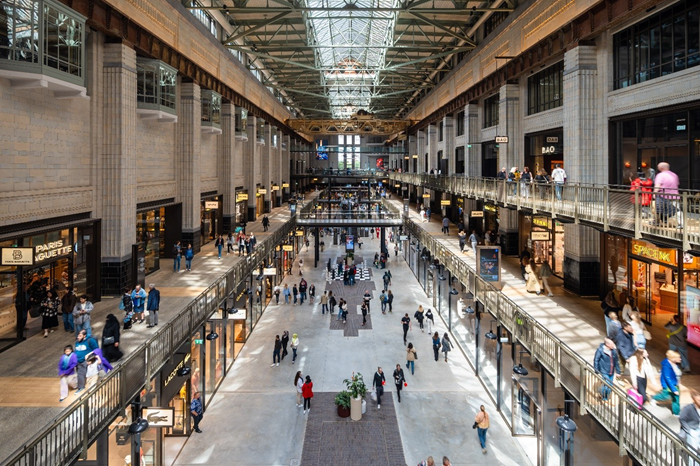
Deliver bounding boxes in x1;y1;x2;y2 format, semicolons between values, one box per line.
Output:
172;236;533;466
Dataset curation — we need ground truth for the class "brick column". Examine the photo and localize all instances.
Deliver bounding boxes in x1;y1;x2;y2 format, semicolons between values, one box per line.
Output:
100;42;137;295
442;116;454;174
498;208;519;256
562;45;601;295
498;84;521;172
244;116;257;221
281;135;290;203
426;124;437;173
465;104;481;177
177;81;202;252
220;102;236;234
261;123;271;213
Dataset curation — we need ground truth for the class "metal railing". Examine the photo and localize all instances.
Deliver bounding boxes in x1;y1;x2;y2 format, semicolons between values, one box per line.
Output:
390;173;700;250
295;209;403;226
401;217;700;466
2;211;303;466
297;168;390;177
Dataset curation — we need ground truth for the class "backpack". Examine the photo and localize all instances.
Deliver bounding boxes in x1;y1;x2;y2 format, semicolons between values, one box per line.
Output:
121;295;133;313
172;245;179;255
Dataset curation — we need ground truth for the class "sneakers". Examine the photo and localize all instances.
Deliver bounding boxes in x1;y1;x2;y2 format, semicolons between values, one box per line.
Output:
482;448;487;454
195;429;203;433
75;388;84;394
276;363;280;366
303;409;307;414
377;405;381;409
271;363;276;367
146;325;154;328
548;293;554;297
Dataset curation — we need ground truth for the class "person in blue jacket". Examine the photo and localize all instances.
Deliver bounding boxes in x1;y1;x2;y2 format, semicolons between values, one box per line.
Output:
185;244;194;271
652;350;682;415
74;330;98;393
58;345;78;402
594;338;621;401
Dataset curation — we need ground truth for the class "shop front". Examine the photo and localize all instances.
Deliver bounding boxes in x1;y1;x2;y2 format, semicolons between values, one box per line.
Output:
519;214;565;278
255;186;265;217
136;203;182;276
524;129;564;176
235;190;248;228
0;219;101;348
200;196;222;246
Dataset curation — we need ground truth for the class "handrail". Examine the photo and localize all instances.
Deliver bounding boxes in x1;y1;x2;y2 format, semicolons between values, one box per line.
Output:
402;217;700;466
2;213;301;466
390;173;700;250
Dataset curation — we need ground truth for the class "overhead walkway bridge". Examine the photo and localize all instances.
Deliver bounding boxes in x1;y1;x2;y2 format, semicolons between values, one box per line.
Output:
389;173;700;251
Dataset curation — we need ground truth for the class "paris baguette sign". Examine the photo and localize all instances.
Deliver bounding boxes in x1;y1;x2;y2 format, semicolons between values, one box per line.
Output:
1;247;34;266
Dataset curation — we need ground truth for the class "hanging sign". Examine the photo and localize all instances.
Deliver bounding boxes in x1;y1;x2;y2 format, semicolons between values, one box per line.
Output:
35;240;73;263
258;189;267;195
471;211;484;218
440;200;451;206
495;136;509;143
546;137;559;143
142;408;175;427
236;193;249;202
422;194;431;198
282;183;290;188
531;231;550;241
204;201;219;209
1;248;34;266
271;185;280;191
282;245;294;252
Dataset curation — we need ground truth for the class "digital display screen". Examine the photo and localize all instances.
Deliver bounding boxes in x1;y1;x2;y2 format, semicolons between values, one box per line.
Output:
685;286;700;347
478;247;500;282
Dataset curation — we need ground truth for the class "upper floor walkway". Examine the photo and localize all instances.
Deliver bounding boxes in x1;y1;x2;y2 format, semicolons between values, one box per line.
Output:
389;173;700;250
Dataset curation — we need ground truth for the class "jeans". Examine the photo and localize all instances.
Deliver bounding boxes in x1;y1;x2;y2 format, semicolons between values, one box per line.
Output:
477;427;488;449
217;245;223;258
395;383;402;402
173;256;181;272
403;327;409;343
284;294;290;304
555;182;564;200
381;302;387;313
337;310;343;321
186;259;192;271
292;348;297;362
433;345;440;361
303;397;311;410
375;385;383;405
322;304;328;314
670;343;691;371
62;312;74;332
600;372;614;400
75;321;91;338
653;387;680;415
406;360;414;375
192;413;203;431
273;350;280;364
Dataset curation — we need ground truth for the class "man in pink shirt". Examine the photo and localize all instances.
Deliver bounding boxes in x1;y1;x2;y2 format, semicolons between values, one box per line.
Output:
654;162;681;227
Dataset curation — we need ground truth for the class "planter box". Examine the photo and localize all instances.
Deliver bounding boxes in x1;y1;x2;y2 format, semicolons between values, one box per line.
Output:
350;396;363;421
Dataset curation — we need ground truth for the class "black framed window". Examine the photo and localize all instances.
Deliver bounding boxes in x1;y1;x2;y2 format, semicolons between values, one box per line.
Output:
456;111;465;136
483;94;499;128
614;0;699;89
439;121;444;141
527;61;563;115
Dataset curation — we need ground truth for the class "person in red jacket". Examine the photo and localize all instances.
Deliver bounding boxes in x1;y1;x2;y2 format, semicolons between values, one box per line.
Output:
630;172;653;218
302;375;314;414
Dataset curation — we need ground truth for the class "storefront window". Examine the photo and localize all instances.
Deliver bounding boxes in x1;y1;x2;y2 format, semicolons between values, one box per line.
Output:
136;208;165;275
205;316;225;405
520;215;565;277
527;62;563;115
190;330;202;396
200;198;221;245
483;94;499;128
477;310;499;400
525;130;563;176
629;239;679;326
604;235;629;296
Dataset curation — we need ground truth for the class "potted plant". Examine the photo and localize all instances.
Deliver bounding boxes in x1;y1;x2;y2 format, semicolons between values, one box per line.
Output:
334;391;351;418
343;372;367;421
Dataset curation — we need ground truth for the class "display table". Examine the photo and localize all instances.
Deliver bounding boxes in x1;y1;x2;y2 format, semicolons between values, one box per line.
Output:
659;287;678;313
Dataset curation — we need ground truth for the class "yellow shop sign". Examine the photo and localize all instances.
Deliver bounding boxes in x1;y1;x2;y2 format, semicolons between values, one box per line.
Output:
631;240;676;266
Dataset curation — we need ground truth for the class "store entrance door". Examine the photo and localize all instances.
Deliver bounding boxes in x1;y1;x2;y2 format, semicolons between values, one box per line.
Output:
22;258;71;337
512;377;543;464
631;259;654;323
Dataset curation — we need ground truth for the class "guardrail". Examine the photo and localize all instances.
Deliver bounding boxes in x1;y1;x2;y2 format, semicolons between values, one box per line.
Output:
402;218;700;466
390;173;700;250
295;169;390;177
2;206;309;466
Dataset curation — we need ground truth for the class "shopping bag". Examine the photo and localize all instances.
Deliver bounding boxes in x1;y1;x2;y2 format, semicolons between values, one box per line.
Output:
371;390;377;401
627;388;643;409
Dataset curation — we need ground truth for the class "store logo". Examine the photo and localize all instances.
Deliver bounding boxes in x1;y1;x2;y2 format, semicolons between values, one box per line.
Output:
632;243;672;264
542;146;556;154
35;240;73;262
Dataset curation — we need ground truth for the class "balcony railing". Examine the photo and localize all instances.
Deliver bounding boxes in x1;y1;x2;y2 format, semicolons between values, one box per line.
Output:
396;211;700;466
295;209;403;225
390;173;700;250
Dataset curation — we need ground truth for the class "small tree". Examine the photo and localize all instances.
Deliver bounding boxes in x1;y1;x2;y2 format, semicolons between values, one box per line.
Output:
334;390;351;409
343;372;367;398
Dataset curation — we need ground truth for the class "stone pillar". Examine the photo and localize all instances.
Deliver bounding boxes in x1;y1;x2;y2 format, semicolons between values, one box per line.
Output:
442;116;455;174
561;45;601;295
416;131;426;174
498;208;519;255
498;84;521;172
564;45;602;184
244;116;257;221
100;42;137;295
220;102;236;233
563;224;600;296
407;134;417;174
271;128;282;207
427;124;438;173
177;81;202;252
282;135;290;203
261;123;271;213
465;104;481;177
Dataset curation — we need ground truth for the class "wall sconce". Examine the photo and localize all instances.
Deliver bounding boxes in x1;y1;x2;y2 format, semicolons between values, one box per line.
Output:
176;366;191;377
206;331;219;341
641;162;648;168
485;320;497;340
624;162;631;168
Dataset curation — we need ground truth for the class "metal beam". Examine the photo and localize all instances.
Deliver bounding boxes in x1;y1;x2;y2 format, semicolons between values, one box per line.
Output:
406;12;477;47
223;11;293;44
188;7;514;13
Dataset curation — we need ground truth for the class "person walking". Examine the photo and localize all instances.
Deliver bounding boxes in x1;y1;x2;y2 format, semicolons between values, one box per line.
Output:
458;230;467;253
432;332;441;362
372;367;386;409
101;314;123;363
299;279;307;304
425;309;435;335
393;364;405;403
272;335;282;367
539;261;554;297
283;284;291;305
401;313;411;345
414;305;425;332
61;287;76;333
629;349;652;405
237;232;246;256
74;329;98;394
274;285;281;305
468;230;479;255
524;258;541;296
329;291;337;315
294;371;304;408
173;241;182;272
420;208;427;223
320;291;328;315
617;321;637;370
593;338;621;401
184;244;194;271
281;330;290;361
679;389;700;456
58;345;78;402
262;215;270;232
442;333;452;362
308;284;315;304
292;284;298;305
379;290;387;314
363;289;371;313
146;284;161;328
41;290;60;337
131;285;147;324
442;216;449;235
652;350;682;415
190;392;203;433
387;290;394;313
302;375;313;414
665;315;691;372
291;333;299;364
226;232;234;255
72;294;94;338
406;342;417;375
475;405;490;453
215;235;224;259
521;167;532;199
361;303;368;327
418;457;436;466
654;162;681;226
551;163;567;201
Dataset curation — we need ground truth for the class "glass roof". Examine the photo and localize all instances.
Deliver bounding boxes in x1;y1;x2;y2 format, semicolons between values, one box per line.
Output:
303;0;400;118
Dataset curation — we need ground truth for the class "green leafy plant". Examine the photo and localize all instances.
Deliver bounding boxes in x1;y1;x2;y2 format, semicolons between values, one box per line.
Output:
334;390;351;409
343;372;367;398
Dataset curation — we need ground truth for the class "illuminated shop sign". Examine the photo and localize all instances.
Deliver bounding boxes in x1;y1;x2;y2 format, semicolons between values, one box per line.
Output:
35;240;73;263
631;240;676;266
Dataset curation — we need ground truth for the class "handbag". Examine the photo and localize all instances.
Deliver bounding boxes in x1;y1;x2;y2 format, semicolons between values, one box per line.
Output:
103;336;115;346
413;350;417;360
627;387;643;409
472;422;479;429
643;329;652;340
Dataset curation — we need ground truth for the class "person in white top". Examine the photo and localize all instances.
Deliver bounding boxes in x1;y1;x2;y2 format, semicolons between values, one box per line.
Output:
294;371;304;408
551;164;567;200
629;349;652;405
420;208;427;223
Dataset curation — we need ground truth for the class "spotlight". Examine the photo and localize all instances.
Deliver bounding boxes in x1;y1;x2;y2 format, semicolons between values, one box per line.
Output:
206;331;219;341
556;414;577;433
450;288;459;295
128;418;149;435
176;366;191;377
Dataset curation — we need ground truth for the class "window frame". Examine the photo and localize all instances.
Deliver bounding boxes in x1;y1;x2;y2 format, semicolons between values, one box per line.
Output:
527;61;563;115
